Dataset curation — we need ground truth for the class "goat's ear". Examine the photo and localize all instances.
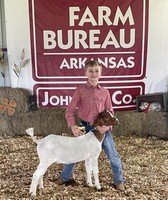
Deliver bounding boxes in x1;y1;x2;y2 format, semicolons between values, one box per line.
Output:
95;117;104;127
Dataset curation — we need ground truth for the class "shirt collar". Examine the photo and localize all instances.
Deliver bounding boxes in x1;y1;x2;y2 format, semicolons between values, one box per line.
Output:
85;81;102;89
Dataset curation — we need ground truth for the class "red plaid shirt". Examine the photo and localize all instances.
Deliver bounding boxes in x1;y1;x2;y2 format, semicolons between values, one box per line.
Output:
65;82;114;127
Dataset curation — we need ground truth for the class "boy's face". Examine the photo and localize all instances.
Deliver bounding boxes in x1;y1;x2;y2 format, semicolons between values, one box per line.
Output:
85;65;102;82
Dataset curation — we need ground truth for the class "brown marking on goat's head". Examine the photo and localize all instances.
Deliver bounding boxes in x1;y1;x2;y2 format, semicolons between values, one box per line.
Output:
94;111;119;127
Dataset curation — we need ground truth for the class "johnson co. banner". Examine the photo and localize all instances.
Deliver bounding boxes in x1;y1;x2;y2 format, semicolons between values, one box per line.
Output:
29;0;149;110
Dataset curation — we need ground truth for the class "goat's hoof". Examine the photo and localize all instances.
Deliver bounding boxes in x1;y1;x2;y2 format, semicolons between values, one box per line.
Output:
29;193;36;197
95;185;101;190
86;182;94;188
29;190;36;197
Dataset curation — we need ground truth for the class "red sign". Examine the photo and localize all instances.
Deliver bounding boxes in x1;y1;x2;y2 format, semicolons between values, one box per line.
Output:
34;82;145;110
29;0;149;81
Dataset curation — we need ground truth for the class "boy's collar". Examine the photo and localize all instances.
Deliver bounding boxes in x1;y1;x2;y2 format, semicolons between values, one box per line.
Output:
86;81;102;89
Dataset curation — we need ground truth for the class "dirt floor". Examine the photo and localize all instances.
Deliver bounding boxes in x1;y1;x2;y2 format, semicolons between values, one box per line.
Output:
0;134;168;200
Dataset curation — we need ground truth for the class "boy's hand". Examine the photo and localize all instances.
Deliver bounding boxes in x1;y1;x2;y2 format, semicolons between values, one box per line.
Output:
97;125;110;134
71;125;84;137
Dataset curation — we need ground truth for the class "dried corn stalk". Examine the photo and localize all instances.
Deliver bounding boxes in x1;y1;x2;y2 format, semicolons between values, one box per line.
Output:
13;49;30;87
0;48;6;86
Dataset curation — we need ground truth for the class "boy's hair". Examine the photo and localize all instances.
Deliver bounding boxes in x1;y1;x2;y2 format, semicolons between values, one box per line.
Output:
84;60;102;70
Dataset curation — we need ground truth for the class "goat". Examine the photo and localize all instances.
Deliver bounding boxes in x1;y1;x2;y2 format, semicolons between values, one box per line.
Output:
26;111;119;196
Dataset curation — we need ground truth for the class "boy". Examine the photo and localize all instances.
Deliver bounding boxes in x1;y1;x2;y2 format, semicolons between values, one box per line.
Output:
56;60;125;191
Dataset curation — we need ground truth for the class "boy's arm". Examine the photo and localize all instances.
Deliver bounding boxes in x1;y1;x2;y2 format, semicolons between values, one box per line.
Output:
65;88;79;127
66;88;84;137
104;90;114;131
106;90;114;114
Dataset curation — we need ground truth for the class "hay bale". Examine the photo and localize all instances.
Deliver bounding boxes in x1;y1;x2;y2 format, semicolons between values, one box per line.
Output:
0;115;14;136
0;88;167;139
12;108;73;136
114;111;168;140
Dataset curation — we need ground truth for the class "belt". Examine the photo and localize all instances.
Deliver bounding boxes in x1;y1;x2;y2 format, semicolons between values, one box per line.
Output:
80;120;93;126
80;120;96;133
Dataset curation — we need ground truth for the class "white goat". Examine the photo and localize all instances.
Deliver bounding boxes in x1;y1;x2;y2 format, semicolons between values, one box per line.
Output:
26;111;119;196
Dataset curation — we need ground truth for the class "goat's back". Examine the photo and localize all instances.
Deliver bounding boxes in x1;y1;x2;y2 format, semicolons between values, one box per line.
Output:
37;132;102;164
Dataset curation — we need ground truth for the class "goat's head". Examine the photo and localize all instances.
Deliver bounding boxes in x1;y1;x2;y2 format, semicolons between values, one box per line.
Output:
94;111;119;127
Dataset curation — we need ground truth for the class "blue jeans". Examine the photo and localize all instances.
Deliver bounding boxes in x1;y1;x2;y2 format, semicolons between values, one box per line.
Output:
60;124;124;185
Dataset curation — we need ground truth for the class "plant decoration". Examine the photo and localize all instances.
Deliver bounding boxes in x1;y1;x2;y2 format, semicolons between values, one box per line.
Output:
0;48;6;86
0;97;17;116
13;49;30;87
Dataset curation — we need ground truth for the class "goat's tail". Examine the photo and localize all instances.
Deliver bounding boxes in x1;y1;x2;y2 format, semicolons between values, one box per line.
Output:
26;128;38;144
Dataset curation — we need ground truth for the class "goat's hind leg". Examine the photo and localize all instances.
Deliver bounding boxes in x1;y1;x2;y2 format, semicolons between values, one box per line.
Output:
29;168;40;196
38;175;44;189
29;162;51;196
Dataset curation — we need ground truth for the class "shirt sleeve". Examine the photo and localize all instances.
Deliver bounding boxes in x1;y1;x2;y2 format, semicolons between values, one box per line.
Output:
105;90;114;131
105;90;114;115
65;87;80;128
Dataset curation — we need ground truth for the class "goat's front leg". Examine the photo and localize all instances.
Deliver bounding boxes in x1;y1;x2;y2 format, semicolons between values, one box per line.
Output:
85;159;93;187
90;158;101;190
